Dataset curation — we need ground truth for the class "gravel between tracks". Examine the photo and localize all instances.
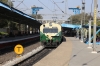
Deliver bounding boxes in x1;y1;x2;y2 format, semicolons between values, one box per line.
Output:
0;41;41;65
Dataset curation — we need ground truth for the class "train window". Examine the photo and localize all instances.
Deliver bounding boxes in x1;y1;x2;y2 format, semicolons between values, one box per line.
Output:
51;28;58;33
43;28;49;33
43;28;58;33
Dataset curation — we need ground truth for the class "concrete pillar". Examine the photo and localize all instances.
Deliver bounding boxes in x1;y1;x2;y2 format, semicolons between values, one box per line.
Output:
26;25;28;35
20;24;25;35
38;29;40;33
30;27;32;34
17;23;20;31
28;25;30;35
31;27;33;34
24;25;27;35
35;28;37;34
17;23;21;36
76;28;79;38
85;29;88;39
22;24;25;35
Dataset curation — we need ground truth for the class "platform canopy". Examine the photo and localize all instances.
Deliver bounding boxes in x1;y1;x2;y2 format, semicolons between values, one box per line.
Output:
61;23;81;29
0;2;42;28
82;25;100;29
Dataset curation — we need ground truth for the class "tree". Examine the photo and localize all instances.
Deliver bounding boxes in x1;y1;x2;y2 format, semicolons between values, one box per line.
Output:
0;0;8;4
0;0;13;7
68;13;93;25
31;14;43;19
0;0;14;28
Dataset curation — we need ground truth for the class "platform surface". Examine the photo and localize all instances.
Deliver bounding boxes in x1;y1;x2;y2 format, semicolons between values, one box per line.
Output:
33;37;73;66
69;37;100;66
33;37;100;66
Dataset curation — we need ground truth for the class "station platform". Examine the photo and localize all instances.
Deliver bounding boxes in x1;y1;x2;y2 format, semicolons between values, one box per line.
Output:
33;37;72;66
69;37;100;66
33;37;100;66
0;34;39;42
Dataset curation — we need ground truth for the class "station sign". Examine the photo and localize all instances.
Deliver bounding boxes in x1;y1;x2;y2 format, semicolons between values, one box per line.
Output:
14;44;24;55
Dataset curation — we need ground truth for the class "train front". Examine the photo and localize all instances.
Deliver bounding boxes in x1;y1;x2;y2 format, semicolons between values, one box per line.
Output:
40;23;62;47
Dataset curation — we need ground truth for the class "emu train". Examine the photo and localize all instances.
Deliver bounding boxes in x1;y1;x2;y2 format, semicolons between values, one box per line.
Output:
40;22;63;47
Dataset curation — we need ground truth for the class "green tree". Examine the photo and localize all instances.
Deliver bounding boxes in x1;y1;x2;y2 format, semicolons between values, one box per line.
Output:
0;0;8;4
31;14;43;19
0;0;14;28
0;0;13;7
68;13;93;25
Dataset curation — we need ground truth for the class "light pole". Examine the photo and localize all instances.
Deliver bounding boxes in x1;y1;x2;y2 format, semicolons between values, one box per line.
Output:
82;0;85;25
92;0;98;53
88;0;93;48
80;0;84;42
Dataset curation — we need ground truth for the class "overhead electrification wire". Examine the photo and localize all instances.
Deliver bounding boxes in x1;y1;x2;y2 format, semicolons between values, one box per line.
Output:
38;0;53;12
65;0;68;14
15;0;24;8
50;0;64;13
52;1;56;16
22;2;29;9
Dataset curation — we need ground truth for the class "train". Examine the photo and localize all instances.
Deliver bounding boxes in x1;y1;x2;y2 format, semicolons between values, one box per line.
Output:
40;22;63;47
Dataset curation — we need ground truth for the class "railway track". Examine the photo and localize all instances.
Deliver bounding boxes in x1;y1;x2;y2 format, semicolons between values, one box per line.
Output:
14;48;54;66
0;34;59;66
2;46;55;66
0;35;40;65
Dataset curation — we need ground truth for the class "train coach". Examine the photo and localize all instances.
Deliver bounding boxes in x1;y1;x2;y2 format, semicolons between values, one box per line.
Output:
40;22;63;47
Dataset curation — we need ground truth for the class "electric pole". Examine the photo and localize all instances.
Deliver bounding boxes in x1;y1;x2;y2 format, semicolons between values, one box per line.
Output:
81;0;85;42
92;0;98;53
82;0;85;25
88;0;93;48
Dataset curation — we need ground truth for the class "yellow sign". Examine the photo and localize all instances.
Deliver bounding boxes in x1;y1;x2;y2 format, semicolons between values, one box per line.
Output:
14;44;24;55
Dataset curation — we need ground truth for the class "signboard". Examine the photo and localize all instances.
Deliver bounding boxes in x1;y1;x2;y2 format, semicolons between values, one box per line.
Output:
14;44;24;55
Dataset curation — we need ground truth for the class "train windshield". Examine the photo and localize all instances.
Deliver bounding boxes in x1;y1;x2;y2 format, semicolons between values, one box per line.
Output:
43;28;58;33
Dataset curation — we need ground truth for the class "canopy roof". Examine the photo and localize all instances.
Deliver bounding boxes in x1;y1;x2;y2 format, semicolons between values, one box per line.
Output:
0;2;42;28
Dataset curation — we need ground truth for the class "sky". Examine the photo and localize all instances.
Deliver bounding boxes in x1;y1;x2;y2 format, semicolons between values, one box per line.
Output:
12;0;100;20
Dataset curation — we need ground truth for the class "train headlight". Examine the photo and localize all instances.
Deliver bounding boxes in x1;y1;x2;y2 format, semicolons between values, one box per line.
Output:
43;25;45;27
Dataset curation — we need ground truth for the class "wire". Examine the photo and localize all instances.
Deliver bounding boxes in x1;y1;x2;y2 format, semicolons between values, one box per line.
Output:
38;0;53;12
15;0;24;8
50;0;64;13
22;2;30;10
65;0;68;14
